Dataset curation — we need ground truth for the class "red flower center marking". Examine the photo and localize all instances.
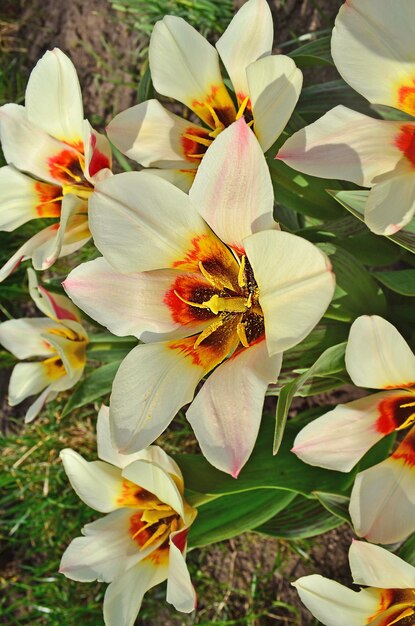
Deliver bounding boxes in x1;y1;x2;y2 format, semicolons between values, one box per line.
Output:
395;124;415;168
398;81;415;117
34;182;62;218
376;395;415;435
48;149;93;196
392;426;415;468
368;588;415;626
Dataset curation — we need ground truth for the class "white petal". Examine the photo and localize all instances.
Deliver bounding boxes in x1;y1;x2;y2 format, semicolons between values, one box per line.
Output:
189;119;276;250
365;173;415;236
291;392;405;472
103;560;167;626
346;316;415;389
0;317;57;358
277;106;407;186
107;100;202;168
0;103;82;185
244;230;335;355
8;361;52;405
144;167;196;192
60;449;123;513
60;508;141;583
293;575;382;626
88;171;213;273
349;540;415;589
25;48;84;146
350;444;415;544
122;460;185;519
187;341;282;477
63;257;207;341
216;0;273;102
166;531;196;612
149;16;235;128
110;341;205;454
0;225;59;283
24;386;57;423
247;55;302;152
332;0;415;112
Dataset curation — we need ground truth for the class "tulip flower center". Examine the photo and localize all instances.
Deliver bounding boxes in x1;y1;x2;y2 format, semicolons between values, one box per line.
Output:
372;588;415;626
48;149;94;199
376;395;415;435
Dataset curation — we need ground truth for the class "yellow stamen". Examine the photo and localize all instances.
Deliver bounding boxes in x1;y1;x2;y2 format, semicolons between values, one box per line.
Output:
396;400;415;430
198;261;236;291
203;294;248;315
187;153;205;159
61;183;92;199
141;508;176;524
140;523;169;550
238;255;246;288
237;322;250;348
204;102;225;133
387;608;414;626
182;132;212;148
55;164;82;183
193;317;224;348
247;120;255;128
400;400;415;408
38;195;64;206
236;95;250;120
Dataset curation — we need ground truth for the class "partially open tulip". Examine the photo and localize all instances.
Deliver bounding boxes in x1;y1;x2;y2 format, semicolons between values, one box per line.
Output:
64;118;335;477
107;0;302;190
60;405;197;626
292;315;415;544
0;269;88;422
277;0;415;236
0;48;112;281
294;540;415;626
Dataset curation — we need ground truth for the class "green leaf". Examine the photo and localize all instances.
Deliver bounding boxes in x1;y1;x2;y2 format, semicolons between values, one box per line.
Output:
288;35;333;68
297;80;372;121
397;532;415;567
371;105;415;122
188;489;295;548
273;343;346;454
318;243;387;321
62;361;121;417
256;494;342;539
372;270;415;296
314;491;351;525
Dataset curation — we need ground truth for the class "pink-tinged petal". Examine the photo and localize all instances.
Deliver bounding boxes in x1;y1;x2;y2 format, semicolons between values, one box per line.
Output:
122;460;185;519
364;173;415;236
59;509;142;583
277;106;410;186
64;257;209;341
60;448;123;513
247;55;302;152
8;361;56;405
103;559;168;626
332;0;415;114
83;120;112;182
0;103;83;186
244;230;335;355
166;530;196;613
25;48;84;147
291;391;413;472
350;427;415;544
144;167;197;192
187;341;282;477
109;341;206;454
293;574;384;626
88;171;223;273
0;166;62;231
149;16;236;129
107;100;205;168
216;0;273;104
349;541;415;589
346;316;415;389
28;268;80;323
189;119;276;250
0;317;58;359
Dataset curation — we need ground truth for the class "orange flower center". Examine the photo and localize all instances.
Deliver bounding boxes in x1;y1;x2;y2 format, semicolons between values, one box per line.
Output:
369;588;415;626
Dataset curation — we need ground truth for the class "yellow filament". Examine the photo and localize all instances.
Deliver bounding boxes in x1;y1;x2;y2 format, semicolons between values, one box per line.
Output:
237;322;250;348
386;608;414;626
400;400;415;408
396;399;415;430
193;317;224;348
198;261;236;291
238;255;246;288
62;183;92;199
236;95;250;120
203;294;248;315
140;523;169;550
187;152;205;159
55;163;82;182
247;120;255;128
182;132;212;148
39;195;64;206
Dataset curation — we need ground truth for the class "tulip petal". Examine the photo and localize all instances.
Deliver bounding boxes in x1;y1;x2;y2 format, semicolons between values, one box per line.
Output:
291;391;411;472
216;0;273;104
350;428;415;544
25;48;84;147
0;317;58;359
166;531;196;612
187;341;282;477
293;574;383;626
8;361;57;405
103;560;167;626
107;100;205;168
64;257;209;341
0;103;83;186
349;540;415;589
122;460;185;519
88;171;222;274
28;268;81;323
332;0;415;114
144;167;197;193
244;230;335;355
364;173;415;236
247;55;302;151
60;449;124;513
24;386;57;424
346;316;415;389
277;106;407;186
59;509;142;583
189;119;276;250
149;16;235;129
